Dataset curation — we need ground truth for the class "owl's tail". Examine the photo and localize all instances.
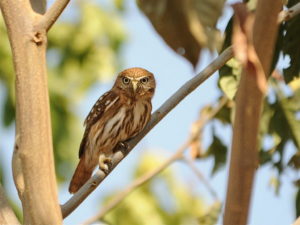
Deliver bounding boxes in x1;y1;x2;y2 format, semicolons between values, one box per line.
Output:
69;156;93;193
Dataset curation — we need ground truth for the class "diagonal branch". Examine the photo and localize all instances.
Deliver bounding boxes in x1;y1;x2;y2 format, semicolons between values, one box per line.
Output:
81;142;189;225
37;0;70;31
60;46;234;218
60;3;300;219
81;93;228;225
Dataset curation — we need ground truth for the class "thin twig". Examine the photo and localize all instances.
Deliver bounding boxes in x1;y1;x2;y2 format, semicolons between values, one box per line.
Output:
81;142;190;225
183;156;219;201
38;0;70;31
81;94;228;225
60;46;234;218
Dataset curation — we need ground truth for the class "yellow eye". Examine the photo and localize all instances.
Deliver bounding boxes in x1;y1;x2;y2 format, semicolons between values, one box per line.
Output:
140;77;149;84
122;77;130;84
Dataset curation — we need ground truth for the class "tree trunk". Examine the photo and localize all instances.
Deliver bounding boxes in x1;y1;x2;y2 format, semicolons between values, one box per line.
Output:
0;0;62;224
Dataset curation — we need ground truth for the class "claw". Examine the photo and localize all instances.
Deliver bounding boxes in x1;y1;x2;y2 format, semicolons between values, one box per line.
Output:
113;141;129;154
119;141;129;150
99;154;112;174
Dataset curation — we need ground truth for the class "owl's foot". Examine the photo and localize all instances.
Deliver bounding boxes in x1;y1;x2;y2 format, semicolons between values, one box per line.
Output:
98;155;112;174
113;141;130;155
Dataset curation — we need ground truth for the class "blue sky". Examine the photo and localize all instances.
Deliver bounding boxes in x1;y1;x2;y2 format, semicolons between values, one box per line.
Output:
0;0;297;224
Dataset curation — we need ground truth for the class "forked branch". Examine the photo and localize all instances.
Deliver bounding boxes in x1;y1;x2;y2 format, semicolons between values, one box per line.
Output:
37;0;70;31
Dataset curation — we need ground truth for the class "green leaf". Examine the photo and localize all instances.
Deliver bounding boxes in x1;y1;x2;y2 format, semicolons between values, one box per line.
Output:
283;0;300;83
3;93;15;127
206;134;227;175
213;98;232;124
198;201;222;225
278;97;300;149
104;153;208;225
218;58;241;100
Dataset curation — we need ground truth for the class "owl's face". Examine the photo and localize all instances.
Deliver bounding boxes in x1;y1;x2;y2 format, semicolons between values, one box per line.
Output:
113;67;156;100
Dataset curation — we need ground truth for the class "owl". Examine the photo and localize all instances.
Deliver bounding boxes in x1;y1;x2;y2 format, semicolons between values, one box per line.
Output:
69;67;156;193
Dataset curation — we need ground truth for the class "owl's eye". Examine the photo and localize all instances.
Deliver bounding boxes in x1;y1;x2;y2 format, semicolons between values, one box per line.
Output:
140;77;149;84
122;77;130;84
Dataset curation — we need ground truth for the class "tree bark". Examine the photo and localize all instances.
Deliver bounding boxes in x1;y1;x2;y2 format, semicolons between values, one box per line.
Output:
223;1;282;225
0;0;62;224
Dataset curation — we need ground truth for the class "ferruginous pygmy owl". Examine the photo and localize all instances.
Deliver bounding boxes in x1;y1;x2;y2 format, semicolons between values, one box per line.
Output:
69;67;156;193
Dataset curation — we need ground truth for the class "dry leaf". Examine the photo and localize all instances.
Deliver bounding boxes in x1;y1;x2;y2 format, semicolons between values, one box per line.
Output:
138;0;225;68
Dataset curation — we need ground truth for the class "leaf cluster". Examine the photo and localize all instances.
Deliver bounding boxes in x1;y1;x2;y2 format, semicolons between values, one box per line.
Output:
103;154;219;225
200;0;300;199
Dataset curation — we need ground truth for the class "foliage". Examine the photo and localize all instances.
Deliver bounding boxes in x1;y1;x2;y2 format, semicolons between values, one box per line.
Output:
0;1;126;181
103;154;219;225
283;0;300;83
195;0;300;211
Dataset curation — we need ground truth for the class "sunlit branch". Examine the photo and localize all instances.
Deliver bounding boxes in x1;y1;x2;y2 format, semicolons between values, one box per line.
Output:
60;2;300;219
60;46;234;218
278;2;300;23
81;93;228;225
38;0;70;31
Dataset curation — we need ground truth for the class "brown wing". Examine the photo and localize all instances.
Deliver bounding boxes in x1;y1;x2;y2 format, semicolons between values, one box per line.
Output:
78;91;118;157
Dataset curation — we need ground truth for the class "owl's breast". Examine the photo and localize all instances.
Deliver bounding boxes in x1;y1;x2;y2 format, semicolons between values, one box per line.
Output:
129;100;152;137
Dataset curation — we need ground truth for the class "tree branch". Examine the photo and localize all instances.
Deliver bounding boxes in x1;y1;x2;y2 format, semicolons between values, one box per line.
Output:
183;156;218;201
278;2;300;23
60;1;300;219
0;184;20;225
60;46;234;218
82;142;189;225
37;0;70;31
293;216;300;225
81;94;228;225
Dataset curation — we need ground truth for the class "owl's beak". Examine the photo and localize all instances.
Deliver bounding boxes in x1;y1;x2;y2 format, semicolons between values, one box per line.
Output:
131;80;138;93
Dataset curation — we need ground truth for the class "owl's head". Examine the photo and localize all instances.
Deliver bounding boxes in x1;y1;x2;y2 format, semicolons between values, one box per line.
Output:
113;67;156;100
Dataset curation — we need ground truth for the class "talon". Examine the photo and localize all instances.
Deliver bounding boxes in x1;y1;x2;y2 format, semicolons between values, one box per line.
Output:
113;141;130;155
119;141;129;150
98;155;112;174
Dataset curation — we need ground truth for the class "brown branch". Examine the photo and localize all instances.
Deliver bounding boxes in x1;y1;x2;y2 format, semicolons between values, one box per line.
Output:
60;46;234;218
278;2;300;23
223;1;282;225
37;0;70;31
0;184;20;225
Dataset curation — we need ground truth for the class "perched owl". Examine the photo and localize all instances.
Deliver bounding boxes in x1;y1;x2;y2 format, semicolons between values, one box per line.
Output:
69;67;156;193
